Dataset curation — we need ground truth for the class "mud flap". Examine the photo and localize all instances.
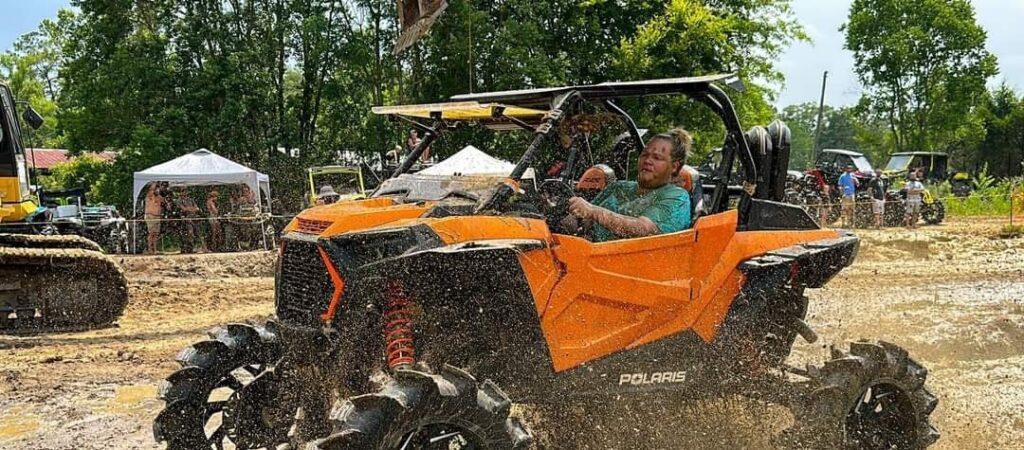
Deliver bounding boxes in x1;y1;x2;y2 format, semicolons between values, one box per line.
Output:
740;232;859;289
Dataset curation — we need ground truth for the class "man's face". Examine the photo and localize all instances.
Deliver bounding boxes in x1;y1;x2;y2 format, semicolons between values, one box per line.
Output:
638;139;679;189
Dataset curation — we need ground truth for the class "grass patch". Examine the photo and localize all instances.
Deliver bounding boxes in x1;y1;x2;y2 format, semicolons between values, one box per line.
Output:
998;224;1024;239
942;178;1023;217
946;195;1013;216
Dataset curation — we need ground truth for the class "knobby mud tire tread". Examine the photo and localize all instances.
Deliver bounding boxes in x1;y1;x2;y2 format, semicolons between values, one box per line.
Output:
783;340;939;449
310;365;533;450
153;322;286;449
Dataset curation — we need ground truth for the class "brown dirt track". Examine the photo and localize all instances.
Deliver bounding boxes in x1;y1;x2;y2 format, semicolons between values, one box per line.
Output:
1;217;1021;449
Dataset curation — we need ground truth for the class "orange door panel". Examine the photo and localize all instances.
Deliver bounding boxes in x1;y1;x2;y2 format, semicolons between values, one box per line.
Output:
542;230;697;372
535;210;841;373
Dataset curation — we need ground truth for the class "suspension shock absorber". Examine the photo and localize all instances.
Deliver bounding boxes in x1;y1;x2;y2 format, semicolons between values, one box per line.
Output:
383;282;416;370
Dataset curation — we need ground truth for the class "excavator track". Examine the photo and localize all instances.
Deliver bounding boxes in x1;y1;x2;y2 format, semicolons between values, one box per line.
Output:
0;234;129;335
0;233;105;252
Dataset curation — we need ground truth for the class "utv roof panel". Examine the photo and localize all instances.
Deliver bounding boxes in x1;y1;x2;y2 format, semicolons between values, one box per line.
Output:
449;74;738;106
371;102;548;121
890;152;948;156
821;149;865;157
308;165;362;175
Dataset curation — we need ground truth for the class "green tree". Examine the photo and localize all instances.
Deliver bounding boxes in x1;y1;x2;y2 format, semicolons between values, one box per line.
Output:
779;103;881;169
0;53;62;148
975;84;1024;177
778;103;819;169
844;0;998;153
38;0;812;211
0;10;75;149
39;154;111;198
615;0;807;157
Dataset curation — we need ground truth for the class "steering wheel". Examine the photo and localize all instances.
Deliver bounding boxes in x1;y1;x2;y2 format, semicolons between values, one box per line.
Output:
537;179;580;233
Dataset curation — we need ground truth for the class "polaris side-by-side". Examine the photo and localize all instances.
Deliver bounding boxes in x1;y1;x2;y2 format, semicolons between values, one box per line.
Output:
155;75;938;449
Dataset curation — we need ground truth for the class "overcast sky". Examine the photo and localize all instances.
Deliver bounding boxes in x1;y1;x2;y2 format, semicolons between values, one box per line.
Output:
777;0;1024;106
3;0;1023;108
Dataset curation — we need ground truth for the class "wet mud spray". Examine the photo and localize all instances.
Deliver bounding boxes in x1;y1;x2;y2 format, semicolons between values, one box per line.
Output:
1;218;1021;449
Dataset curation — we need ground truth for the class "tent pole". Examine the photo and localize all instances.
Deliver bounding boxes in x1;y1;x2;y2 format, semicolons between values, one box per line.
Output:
132;197;137;254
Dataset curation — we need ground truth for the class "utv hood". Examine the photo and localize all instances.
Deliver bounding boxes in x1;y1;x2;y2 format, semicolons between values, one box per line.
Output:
286;197;434;237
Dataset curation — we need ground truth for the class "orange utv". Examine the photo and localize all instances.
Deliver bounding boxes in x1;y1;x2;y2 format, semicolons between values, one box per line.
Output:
155;75;938;449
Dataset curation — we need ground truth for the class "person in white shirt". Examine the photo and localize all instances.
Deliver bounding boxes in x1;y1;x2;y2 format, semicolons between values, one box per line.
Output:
904;174;925;229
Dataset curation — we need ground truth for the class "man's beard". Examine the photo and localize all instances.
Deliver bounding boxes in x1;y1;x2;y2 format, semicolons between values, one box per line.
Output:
638;172;662;190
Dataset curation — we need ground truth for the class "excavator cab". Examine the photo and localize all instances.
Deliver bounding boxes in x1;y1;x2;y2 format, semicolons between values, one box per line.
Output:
0;83;129;334
0;83;45;223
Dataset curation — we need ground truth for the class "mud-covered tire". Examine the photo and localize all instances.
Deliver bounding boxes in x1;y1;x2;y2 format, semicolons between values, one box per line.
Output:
853;197;875;229
311;366;533;450
883;200;905;228
922;201;945;225
785;341;939;449
154;322;289;449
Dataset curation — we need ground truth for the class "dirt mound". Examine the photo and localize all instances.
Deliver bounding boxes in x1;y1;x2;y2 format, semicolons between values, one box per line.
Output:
117;251;277;279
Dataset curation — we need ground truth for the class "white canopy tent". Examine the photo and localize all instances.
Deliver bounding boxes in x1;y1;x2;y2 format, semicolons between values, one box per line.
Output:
132;149;272;216
419;145;534;178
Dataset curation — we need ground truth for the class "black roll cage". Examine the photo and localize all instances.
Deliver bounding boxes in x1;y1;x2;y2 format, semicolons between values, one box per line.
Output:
380;74;758;218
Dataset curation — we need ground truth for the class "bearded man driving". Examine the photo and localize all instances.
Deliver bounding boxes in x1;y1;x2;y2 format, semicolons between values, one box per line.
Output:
567;128;693;242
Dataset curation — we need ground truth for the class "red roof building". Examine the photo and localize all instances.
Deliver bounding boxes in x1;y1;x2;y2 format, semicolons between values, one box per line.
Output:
24;149;117;172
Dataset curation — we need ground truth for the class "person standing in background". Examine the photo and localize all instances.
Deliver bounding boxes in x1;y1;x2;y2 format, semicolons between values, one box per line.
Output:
837;165;859;228
174;189;201;253
406;129;431;163
904;174;926;229
231;186;259;251
869;174;887;229
406;129;421;155
205;189;222;252
144;182;166;254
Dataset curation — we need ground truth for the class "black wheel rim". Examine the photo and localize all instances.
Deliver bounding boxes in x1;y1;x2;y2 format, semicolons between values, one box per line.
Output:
845;382;918;450
202;364;264;449
396;422;488;450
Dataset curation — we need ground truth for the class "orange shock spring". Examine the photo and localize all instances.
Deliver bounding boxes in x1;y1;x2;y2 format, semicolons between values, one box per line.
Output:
383;284;416;370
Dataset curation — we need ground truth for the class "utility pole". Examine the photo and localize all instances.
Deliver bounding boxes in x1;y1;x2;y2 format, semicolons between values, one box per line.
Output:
812;71;829;159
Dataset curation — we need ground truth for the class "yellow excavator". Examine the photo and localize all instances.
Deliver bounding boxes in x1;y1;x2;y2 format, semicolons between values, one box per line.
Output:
0;82;128;334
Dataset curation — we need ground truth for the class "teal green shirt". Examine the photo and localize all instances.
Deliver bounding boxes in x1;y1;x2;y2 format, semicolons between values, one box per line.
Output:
589;181;691;242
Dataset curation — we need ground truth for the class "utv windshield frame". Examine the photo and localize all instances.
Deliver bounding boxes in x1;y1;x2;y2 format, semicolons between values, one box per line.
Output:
373;74;758;218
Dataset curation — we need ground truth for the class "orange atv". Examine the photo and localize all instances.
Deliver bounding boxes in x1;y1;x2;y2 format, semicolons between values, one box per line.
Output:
154;75;938;449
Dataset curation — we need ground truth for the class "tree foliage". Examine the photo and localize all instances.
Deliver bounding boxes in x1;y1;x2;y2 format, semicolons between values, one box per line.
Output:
0;10;75;148
844;0;998;153
779;103;889;169
6;0;806;213
974;84;1024;176
615;0;806;155
39;154;110;199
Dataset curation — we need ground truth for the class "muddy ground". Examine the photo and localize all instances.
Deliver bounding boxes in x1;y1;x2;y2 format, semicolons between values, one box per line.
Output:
1;217;1021;449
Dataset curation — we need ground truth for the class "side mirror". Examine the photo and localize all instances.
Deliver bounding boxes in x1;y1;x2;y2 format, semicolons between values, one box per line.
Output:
22;106;44;130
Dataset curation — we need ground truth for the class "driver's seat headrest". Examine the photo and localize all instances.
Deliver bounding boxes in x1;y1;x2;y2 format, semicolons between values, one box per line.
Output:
577;164;617;191
675;165;700;193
